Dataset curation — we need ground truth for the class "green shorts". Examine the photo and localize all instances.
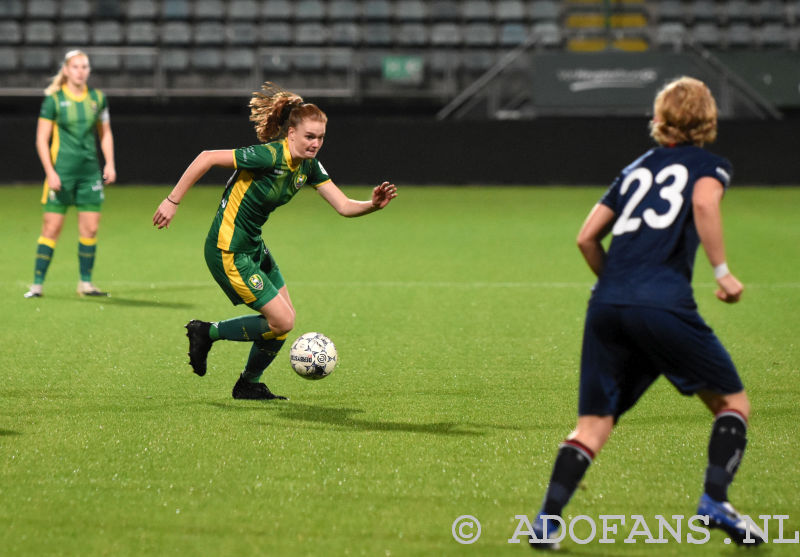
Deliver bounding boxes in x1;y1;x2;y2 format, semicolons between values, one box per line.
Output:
42;171;104;213
204;237;285;311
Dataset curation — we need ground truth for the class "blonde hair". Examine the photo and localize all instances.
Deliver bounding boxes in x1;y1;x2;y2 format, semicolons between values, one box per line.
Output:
649;76;718;147
44;49;89;96
249;82;327;143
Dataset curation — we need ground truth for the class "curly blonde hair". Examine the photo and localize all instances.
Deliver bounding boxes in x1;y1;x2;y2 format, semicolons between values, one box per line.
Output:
249;82;327;143
44;49;89;96
649;76;718;147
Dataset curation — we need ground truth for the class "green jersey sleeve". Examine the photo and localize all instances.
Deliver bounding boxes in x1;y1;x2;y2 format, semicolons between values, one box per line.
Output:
234;144;277;172
39;95;57;121
308;159;332;188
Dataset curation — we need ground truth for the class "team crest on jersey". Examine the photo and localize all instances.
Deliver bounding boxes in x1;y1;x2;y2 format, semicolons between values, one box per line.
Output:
248;274;264;291
295;174;307;189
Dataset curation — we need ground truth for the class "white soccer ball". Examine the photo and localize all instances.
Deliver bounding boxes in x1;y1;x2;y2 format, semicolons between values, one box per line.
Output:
289;332;337;380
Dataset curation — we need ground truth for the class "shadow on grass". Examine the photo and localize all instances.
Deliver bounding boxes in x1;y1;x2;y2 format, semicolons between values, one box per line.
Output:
0;429;22;436
73;295;195;309
206;401;511;436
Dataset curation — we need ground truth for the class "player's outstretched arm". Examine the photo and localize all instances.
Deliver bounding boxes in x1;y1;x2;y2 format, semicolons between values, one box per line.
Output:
152;150;235;229
317;181;397;217
692;177;743;303
577;203;615;277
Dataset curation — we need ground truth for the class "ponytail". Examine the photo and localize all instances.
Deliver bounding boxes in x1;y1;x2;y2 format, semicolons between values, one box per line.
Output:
249;82;327;143
44;50;89;96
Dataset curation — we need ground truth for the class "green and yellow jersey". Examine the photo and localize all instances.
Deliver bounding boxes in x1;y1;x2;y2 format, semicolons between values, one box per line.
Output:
208;138;332;252
39;85;108;177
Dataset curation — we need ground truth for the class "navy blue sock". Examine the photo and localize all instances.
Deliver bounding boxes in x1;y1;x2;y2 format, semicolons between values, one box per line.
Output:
540;440;594;517
704;411;748;502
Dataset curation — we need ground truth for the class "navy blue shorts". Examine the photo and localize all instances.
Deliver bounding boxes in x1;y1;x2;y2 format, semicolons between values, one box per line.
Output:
579;303;744;419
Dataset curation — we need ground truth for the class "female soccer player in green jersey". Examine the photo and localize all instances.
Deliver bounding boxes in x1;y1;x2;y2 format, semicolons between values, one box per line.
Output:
25;50;116;298
152;83;397;400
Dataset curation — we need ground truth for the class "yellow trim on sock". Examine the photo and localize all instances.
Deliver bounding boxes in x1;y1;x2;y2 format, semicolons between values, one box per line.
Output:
79;237;98;246
38;236;57;249
260;331;288;341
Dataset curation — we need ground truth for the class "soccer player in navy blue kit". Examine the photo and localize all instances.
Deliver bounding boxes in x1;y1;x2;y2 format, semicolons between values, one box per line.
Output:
529;77;765;548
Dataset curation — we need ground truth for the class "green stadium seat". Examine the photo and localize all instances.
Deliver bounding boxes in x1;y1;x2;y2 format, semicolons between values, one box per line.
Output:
162;0;191;21
26;0;57;19
261;0;294;21
396;22;428;46
463;23;497;47
363;23;395;46
126;0;158;21
529;1;559;22
194;0;225;21
496;0;526;22
228;0;258;21
191;48;223;71
295;22;328;45
296;0;326;21
329;0;360;21
225;22;258;45
21;47;53;70
430;22;462;46
60;0;91;20
194;22;225;45
499;22;528;47
462;1;493;22
330;22;360;46
364;0;394;21
261;51;291;75
161;48;189;71
60;21;90;46
225;48;255;72
0;46;18;71
161;22;192;45
91;52;121;71
259;22;292;45
0;0;23;19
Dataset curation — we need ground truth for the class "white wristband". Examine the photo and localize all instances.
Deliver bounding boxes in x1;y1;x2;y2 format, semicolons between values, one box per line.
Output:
713;262;730;280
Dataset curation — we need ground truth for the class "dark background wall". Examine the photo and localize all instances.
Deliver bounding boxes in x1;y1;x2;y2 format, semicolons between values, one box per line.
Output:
2;106;798;186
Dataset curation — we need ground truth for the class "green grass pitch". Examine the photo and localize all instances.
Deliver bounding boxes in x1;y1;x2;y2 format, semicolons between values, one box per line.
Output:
1;184;798;556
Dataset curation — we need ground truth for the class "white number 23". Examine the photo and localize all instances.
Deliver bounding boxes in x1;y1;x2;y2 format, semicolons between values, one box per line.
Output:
611;164;689;236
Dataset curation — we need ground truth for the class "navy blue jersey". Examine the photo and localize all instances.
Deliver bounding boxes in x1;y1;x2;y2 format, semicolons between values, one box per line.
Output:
591;145;733;312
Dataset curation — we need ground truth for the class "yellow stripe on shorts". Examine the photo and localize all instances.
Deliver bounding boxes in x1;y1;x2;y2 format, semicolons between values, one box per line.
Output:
221;250;256;303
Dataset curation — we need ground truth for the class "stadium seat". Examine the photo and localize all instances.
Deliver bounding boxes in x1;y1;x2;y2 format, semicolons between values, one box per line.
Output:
362;23;395;46
21;47;53;70
193;0;225;20
330;22;361;45
24;21;56;45
462;49;495;72
261;51;291;75
329;0;360;21
689;22;723;47
496;0;527;22
226;22;257;45
754;1;787;23
295;22;328;45
0;47;18;71
127;22;157;45
531;21;562;48
529;1;559;22
755;23;791;48
125;52;156;72
463;22;497;47
293;52;325;71
725;23;755;48
364;0;393;21
261;0;293;21
91;52;121;71
194;22;224;45
498;22;528;46
688;1;719;23
161;22;192;45
723;1;754;24
394;0;427;22
430;22;462;46
95;0;123;19
162;0;191;21
92;21;123;45
26;0;57;19
654;1;684;23
161;48;190;71
224;48;255;72
0;0;23;19
228;0;258;21
60;0;91;20
396;22;428;46
126;0;158;21
428;1;459;22
327;49;355;73
295;0;326;20
60;21;90;45
654;22;687;49
191;48;223;71
0;21;21;44
462;0;493;22
259;22;292;45
427;49;461;75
